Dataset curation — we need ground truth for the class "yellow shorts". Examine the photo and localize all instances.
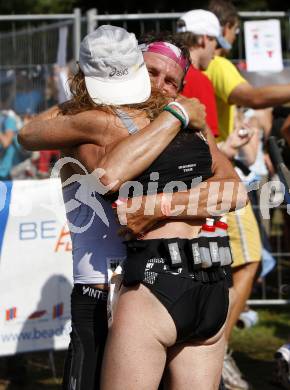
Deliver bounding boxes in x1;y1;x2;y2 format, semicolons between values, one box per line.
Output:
227;203;262;268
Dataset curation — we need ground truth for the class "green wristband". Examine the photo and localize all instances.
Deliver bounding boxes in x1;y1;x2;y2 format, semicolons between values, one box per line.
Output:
163;105;186;128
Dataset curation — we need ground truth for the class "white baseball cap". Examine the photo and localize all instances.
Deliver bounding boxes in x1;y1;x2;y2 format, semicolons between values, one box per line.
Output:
177;9;229;49
79;25;151;105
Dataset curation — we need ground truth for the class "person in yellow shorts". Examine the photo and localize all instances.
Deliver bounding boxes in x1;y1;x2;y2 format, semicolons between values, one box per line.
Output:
201;0;290;388
227;205;261;268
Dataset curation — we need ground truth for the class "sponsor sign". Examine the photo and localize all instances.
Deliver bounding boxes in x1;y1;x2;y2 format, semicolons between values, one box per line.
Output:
0;179;73;355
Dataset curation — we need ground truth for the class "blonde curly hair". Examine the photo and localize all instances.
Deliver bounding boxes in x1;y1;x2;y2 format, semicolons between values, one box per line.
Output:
59;67;170;121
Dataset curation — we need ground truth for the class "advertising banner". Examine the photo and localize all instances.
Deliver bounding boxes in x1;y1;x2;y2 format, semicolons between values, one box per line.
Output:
0;179;73;356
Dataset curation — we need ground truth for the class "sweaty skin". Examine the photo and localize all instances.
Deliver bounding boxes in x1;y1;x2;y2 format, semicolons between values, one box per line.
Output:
19;52;247;236
19;102;246;236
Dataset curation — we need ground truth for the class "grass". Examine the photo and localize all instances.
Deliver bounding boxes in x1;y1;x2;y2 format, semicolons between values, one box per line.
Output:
0;351;65;389
231;308;290;389
0;308;289;389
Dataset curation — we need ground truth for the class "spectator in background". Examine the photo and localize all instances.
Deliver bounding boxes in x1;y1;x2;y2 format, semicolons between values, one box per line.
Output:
207;0;290;137
177;9;261;390
7;113;59;180
13;70;43;115
270;108;290;263
0;109;23;180
281;113;290;147
36;150;60;178
176;9;221;138
236;109;277;281
205;1;290;388
176;9;255;161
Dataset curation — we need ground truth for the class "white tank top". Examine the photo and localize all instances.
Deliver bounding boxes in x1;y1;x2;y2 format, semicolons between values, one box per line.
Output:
62;181;126;284
61;110;138;284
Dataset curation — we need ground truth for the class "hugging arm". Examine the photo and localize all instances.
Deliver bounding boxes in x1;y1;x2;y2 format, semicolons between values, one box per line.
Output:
99;97;206;190
121;127;248;234
67;111;182;180
18;97;206;189
18;107;100;151
18;102;184;154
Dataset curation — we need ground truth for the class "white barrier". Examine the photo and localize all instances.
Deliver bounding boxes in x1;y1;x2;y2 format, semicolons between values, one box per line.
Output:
0;179;72;356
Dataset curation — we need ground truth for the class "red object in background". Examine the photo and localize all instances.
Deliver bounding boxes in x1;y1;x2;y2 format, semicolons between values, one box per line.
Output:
236;60;247;71
37;150;60;174
5;307;17;321
52;303;64;319
28;310;47;320
182;65;219;137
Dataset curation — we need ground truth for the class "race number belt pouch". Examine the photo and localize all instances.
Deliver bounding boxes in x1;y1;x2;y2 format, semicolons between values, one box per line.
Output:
123;240;149;286
162;239;183;269
187;237;232;269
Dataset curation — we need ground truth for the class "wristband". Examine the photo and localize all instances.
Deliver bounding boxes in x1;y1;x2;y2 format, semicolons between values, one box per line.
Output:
167;101;189;128
163;106;187;128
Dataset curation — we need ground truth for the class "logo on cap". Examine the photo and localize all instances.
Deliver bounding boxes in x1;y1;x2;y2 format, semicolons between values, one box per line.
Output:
109;67;129;77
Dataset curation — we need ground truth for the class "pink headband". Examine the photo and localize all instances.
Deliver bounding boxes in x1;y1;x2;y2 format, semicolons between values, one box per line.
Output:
143;41;188;72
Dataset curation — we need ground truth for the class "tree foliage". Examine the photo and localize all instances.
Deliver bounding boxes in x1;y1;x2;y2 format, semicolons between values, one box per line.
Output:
0;0;77;14
0;0;289;15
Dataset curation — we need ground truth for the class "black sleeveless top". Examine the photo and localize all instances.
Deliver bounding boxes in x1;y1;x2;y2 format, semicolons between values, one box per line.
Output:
128;128;213;197
113;110;213;198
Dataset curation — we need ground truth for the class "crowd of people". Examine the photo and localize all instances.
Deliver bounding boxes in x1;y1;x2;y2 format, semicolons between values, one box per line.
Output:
0;109;60;180
0;64;67;179
0;0;289;389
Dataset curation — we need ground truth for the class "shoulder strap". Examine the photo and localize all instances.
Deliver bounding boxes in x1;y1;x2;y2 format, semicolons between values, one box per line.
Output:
115;109;139;135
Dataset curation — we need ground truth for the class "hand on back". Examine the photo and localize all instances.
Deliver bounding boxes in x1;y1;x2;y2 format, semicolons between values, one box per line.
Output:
175;96;206;130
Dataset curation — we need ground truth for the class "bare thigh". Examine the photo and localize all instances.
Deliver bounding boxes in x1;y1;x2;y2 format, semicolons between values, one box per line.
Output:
101;283;177;390
164;326;226;390
163;286;234;390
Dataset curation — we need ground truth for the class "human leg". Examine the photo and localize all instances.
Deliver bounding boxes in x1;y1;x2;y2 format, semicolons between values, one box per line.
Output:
223;265;259;390
101;283;177;390
164;327;226;390
225;204;262;341
162;275;233;390
101;239;230;390
225;262;259;340
222;205;262;389
62;285;108;390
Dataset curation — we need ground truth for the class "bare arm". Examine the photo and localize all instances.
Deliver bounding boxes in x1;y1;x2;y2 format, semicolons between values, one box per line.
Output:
18;108;100;151
69;111;182;181
0;131;14;149
217;127;253;160
229;82;290;109
123;127;248;234
99;112;181;190
193;126;247;211
18;97;205;154
238;128;259;166
237;116;260;166
253;108;273;139
22;98;206;190
31;105;60;121
99;97;206;190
